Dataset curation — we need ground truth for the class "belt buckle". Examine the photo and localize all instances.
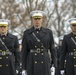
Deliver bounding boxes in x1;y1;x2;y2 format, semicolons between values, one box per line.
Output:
36;48;40;53
2;51;6;55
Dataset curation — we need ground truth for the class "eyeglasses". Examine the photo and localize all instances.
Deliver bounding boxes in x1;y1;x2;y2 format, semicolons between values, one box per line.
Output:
34;18;41;20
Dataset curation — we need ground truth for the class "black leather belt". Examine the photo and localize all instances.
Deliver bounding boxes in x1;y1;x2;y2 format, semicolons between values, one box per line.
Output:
0;51;12;56
30;49;45;53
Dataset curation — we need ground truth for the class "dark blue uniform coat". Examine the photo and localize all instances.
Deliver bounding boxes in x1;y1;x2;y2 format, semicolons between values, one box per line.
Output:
60;32;76;75
0;33;19;75
22;27;55;75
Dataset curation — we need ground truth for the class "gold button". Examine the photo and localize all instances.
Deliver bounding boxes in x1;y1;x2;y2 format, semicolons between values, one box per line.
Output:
74;65;76;67
65;60;66;63
0;57;2;59
41;46;43;47
41;49;43;51
6;57;8;59
41;61;43;63
35;46;37;48
6;64;8;66
74;49;76;51
3;37;5;39
35;61;37;64
75;37;76;38
74;57;76;59
0;65;2;67
35;53;37;55
41;53;43;55
0;50;2;52
37;31;39;33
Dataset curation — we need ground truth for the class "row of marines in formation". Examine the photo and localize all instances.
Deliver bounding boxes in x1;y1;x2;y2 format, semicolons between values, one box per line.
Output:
0;10;76;75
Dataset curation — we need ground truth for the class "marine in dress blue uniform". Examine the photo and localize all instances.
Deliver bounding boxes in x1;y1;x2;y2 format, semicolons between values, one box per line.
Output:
0;19;20;75
21;10;55;75
60;18;76;75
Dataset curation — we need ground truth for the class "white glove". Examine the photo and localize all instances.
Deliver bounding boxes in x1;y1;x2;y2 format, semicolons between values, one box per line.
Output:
51;66;55;75
60;70;65;75
22;70;27;75
16;70;19;74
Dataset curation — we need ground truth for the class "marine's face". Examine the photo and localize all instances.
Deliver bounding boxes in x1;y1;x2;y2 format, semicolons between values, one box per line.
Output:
0;26;8;34
71;24;76;33
32;17;43;28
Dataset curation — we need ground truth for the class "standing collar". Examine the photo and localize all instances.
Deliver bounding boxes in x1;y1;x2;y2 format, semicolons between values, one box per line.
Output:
34;26;42;31
28;26;47;34
0;32;7;36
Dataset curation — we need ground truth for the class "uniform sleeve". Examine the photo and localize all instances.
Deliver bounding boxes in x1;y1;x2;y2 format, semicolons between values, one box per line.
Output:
14;36;20;70
59;35;67;70
21;31;29;70
49;30;55;66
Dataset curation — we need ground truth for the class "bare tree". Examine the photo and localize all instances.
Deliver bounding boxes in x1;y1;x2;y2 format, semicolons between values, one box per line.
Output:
0;0;76;45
